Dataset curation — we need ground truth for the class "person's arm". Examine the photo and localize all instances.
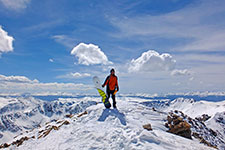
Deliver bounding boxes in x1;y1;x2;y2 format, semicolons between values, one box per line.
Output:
116;77;119;91
102;76;109;88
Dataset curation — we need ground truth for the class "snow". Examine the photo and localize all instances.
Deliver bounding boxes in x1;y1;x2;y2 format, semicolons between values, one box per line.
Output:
8;96;219;150
165;98;225;118
0;97;18;108
206;112;225;150
0;96;97;144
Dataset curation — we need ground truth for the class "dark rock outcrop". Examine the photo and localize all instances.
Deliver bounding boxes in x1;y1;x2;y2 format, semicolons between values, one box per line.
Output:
143;124;153;131
0;143;10;149
165;112;192;139
165;110;225;149
195;114;211;122
192;132;217;149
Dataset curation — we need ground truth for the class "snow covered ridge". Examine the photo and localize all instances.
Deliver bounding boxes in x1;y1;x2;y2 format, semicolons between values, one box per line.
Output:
0;96;97;144
0;96;225;149
1;91;225;98
164;110;225;149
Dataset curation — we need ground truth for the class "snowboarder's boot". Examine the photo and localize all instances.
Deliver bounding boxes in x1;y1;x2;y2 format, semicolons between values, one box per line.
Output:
113;103;117;108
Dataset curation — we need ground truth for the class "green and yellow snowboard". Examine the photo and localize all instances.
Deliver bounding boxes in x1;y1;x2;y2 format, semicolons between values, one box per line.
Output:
93;76;111;108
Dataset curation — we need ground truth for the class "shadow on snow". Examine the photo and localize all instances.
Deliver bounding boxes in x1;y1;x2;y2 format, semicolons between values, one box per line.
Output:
98;109;127;126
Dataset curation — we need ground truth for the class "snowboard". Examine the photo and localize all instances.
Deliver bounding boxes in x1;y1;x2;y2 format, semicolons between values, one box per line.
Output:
92;76;111;108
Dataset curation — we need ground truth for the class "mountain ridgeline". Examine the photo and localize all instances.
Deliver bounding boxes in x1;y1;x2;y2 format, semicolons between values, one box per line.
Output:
0;95;224;149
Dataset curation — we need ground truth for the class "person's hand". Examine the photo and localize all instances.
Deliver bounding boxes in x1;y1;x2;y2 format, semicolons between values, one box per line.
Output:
102;84;104;88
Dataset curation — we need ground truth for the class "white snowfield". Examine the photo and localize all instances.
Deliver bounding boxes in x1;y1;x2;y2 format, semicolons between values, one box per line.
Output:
165;98;225;118
6;96;222;150
0;96;97;144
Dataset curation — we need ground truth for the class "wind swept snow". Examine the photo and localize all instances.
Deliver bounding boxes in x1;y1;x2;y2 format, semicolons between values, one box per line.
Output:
15;96;218;150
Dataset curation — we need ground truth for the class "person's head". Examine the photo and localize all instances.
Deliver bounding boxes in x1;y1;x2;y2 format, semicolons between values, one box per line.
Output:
110;68;115;75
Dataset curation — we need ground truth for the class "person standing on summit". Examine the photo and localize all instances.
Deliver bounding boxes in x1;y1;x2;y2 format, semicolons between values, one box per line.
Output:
102;68;119;108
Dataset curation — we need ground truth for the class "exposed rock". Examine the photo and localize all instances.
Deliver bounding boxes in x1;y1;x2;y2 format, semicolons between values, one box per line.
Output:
42;128;53;138
167;116;172;124
52;125;59;131
152;107;156;111
39;125;61;139
56;120;64;124
173;117;183;125
0;136;33;149
58;120;70;128
77;111;88;118
165;110;225;149
187;116;221;148
38;129;44;134
12;136;29;147
65;114;74;118
168;121;192;139
62;120;70;125
165;123;169;128
209;129;217;137
165;111;192;139
195;114;211;122
0;97;97;145
143;124;152;131
0;143;10;149
192;132;217;149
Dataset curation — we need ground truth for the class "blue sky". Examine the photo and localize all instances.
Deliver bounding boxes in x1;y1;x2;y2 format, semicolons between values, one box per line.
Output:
0;0;225;95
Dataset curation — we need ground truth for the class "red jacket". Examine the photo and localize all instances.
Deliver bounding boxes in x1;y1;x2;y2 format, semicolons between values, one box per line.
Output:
103;75;119;91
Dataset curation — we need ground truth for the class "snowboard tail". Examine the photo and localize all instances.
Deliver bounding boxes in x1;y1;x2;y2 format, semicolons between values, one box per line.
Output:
97;88;111;108
97;88;107;102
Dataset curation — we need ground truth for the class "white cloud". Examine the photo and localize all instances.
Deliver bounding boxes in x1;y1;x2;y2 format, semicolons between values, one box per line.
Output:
57;72;91;79
0;26;14;55
71;43;113;66
71;72;91;78
0;0;30;10
171;69;191;76
0;74;92;94
0;74;38;83
128;50;176;72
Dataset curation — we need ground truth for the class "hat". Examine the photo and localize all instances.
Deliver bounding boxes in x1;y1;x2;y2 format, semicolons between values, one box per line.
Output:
110;68;115;73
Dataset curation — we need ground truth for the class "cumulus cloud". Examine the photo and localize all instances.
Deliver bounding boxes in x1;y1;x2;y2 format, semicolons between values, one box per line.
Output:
0;74;38;83
71;72;91;78
0;26;14;55
0;0;30;10
128;50;176;73
0;74;92;94
71;43;113;66
171;69;191;76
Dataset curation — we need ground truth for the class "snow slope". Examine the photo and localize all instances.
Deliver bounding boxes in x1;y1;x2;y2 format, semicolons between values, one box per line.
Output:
165;98;225;118
10;96;223;150
0;96;97;144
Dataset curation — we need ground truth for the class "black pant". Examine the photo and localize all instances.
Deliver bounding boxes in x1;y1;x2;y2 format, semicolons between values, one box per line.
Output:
107;90;116;107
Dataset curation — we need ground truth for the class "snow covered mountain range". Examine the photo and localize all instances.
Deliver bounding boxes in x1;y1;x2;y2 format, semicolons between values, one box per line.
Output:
0;95;225;149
